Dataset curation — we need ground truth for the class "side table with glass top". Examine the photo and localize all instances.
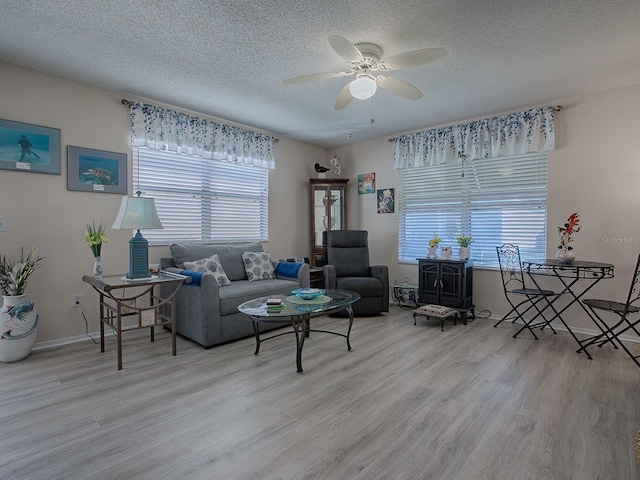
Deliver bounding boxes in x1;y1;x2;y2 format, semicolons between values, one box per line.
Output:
82;272;190;370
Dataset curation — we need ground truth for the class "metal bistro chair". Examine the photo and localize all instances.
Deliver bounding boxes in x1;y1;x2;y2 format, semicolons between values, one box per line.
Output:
579;253;640;368
495;243;560;339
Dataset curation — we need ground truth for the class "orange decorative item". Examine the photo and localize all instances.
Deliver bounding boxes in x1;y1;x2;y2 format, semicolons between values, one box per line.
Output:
557;212;581;263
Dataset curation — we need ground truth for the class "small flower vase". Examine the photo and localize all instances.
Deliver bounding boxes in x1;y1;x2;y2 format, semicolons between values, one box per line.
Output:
93;256;103;279
556;248;575;264
458;246;470;261
426;246;439;259
440;246;452;260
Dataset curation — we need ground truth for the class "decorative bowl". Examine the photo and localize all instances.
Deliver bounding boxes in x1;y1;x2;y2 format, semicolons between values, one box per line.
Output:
292;288;325;300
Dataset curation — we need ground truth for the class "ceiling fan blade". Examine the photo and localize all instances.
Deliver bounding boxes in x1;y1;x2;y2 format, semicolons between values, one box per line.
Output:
334;83;354;110
328;35;363;63
376;75;423;100
379;48;447;71
282;71;350;84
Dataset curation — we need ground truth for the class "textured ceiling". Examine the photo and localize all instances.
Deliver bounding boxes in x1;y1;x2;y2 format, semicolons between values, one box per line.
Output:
1;0;640;149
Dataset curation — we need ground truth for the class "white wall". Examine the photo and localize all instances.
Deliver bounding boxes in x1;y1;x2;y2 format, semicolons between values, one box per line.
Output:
341;82;640;332
3;59;639;344
0;62;326;345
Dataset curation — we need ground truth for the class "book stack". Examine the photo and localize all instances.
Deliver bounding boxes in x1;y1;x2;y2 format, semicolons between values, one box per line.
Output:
266;298;285;310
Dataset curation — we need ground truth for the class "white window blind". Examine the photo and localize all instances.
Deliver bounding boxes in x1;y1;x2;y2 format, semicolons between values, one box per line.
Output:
133;147;269;245
399;152;548;267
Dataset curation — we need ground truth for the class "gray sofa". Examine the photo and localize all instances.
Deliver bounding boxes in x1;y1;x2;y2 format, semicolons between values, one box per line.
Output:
160;242;309;348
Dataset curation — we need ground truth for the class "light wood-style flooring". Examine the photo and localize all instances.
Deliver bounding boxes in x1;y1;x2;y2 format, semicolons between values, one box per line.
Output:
1;306;639;480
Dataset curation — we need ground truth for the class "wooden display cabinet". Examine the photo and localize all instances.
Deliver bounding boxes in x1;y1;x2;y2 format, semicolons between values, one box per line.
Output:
310;178;348;267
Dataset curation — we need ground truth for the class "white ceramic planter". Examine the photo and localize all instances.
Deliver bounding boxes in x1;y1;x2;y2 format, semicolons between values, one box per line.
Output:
0;295;38;362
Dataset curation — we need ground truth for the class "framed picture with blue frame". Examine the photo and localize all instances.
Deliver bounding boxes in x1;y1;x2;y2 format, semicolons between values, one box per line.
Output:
0;118;61;174
67;145;127;194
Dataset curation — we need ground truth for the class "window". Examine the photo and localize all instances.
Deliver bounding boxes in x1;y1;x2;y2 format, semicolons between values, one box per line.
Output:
399;152;547;267
133;147;269;245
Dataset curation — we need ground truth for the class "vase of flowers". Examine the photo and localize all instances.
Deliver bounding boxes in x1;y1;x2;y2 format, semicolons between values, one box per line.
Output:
456;235;473;261
427;234;442;258
556;212;580;264
85;220;108;279
0;247;43;362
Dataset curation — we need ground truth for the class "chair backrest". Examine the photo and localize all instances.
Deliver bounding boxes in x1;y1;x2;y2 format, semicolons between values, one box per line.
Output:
496;243;526;293
622;254;640;314
327;230;370;277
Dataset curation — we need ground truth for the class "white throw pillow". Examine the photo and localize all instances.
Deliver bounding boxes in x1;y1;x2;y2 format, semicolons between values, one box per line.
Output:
241;251;275;281
184;254;231;287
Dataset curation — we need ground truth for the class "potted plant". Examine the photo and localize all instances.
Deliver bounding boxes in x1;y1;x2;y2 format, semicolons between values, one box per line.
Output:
456;235;473;260
0;247;44;297
0;247;44;362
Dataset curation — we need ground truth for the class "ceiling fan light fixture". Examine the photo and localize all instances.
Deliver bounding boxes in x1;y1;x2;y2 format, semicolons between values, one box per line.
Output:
349;75;377;100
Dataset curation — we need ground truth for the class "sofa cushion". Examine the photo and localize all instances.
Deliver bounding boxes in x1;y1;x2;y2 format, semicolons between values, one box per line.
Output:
183;254;231;287
219;279;298;315
242;251;276;281
170;242;263;281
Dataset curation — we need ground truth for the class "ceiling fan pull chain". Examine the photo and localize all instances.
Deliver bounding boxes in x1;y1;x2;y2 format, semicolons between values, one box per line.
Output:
370;96;375;124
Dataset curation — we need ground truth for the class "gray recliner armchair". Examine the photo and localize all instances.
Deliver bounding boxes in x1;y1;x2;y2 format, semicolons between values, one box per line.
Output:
323;230;389;316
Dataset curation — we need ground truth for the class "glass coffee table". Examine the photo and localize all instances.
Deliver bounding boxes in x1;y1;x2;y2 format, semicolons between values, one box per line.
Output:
237;289;360;373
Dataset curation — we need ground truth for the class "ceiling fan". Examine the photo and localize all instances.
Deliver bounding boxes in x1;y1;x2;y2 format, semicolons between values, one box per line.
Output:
282;35;446;110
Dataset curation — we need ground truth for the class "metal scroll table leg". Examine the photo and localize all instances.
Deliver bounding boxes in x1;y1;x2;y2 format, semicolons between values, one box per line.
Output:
345;305;353;351
252;320;261;355
292;320;306;373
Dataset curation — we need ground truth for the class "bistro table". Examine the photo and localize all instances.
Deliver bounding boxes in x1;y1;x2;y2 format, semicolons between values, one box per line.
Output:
521;259;614;359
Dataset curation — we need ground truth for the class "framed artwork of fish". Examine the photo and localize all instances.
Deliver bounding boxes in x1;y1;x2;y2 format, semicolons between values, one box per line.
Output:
0;118;60;174
67;146;127;194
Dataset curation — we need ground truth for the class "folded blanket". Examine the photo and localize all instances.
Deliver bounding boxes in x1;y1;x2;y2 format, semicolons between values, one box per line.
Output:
180;269;204;286
274;261;303;278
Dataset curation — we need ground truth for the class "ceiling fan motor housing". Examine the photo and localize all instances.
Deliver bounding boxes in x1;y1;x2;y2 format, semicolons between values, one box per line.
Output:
349;43;382;70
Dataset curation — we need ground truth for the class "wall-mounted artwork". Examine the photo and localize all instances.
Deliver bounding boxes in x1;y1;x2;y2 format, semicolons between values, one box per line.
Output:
67;146;127;194
358;172;375;194
377;188;395;213
0;118;61;174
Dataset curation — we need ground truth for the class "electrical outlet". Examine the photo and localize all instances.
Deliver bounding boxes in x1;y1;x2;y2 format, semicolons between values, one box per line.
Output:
73;294;82;308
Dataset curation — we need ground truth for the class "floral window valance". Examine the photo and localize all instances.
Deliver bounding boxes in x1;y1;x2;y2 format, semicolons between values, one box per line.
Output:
129;101;275;169
392;106;555;169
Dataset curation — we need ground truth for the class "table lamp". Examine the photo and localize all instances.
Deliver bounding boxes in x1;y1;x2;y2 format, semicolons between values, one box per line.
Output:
112;191;163;279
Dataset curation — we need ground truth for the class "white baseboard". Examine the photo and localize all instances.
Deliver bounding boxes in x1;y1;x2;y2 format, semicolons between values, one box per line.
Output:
32;331;103;351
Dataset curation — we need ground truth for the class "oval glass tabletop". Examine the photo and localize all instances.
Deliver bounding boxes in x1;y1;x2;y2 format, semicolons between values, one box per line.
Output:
237;289;360;318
